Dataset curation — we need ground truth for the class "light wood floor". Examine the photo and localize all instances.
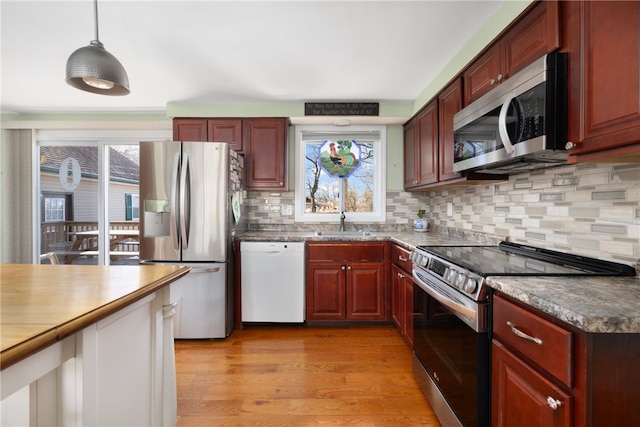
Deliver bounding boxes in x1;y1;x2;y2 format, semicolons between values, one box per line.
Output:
175;325;442;426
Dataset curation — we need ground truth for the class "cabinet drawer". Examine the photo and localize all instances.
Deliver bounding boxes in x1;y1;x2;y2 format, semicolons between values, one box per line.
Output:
493;294;573;387
391;244;412;274
307;243;385;262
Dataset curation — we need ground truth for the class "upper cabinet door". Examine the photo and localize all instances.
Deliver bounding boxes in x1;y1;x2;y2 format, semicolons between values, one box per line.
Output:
173;119;207;142
565;0;640;162
208;119;243;153
403;102;438;189
464;1;560;106
501;0;560;80
243;118;288;190
416;101;439;186
403;120;418;188
438;78;463;182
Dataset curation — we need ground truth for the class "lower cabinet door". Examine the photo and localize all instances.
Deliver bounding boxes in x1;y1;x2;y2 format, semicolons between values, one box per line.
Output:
306;262;346;320
402;276;413;345
390;264;404;329
492;339;572;427
347;262;384;320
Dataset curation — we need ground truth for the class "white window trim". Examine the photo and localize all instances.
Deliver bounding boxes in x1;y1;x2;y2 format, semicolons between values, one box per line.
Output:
294;125;386;223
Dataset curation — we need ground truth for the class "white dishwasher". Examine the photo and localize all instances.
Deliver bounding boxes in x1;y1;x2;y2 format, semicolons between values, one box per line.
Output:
241;241;305;323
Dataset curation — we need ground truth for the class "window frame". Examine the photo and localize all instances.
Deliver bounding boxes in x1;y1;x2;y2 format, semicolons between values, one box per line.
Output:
294;125;386;223
42;192;73;222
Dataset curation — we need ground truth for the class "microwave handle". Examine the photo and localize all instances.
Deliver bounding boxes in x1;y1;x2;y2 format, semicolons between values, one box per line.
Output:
499;93;516;154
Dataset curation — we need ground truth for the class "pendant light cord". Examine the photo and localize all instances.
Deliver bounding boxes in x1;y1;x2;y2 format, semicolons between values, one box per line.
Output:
93;0;100;42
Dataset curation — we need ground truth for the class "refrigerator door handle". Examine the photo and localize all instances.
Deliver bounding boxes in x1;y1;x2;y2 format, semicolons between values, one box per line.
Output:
180;152;191;250
171;151;181;250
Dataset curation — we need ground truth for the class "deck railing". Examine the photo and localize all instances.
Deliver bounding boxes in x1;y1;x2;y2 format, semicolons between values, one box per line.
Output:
42;221;140;253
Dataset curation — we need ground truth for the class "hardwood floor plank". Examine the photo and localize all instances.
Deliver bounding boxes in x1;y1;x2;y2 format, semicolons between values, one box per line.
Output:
175;325;441;426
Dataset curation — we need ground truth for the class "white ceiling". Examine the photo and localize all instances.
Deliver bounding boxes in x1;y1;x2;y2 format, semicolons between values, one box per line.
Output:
1;0;504;119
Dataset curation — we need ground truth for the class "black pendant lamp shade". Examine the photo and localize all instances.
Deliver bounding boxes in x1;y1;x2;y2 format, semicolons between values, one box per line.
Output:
65;0;129;95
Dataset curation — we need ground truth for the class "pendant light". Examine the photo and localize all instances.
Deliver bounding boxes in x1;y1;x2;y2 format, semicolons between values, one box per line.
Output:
65;0;129;95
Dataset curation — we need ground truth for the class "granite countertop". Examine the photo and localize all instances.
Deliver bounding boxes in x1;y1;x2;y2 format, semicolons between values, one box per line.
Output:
1;264;191;370
236;230;499;251
486;275;640;334
237;230;639;334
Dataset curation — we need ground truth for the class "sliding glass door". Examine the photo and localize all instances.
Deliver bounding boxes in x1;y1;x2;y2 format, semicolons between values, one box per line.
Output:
36;132;152;265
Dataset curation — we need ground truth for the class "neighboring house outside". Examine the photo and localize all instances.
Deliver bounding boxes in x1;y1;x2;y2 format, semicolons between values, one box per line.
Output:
39;146;140;254
39;146;140;223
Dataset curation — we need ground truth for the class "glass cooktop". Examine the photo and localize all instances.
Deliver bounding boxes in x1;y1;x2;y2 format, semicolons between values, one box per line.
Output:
417;242;636;277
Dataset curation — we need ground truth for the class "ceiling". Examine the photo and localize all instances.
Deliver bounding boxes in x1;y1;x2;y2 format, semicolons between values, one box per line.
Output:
1;0;504;121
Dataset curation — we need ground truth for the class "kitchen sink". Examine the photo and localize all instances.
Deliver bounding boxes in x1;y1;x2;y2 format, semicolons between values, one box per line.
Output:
313;231;372;237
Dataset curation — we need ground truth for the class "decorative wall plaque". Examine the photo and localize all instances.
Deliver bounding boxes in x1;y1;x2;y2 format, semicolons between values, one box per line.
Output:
305;102;379;116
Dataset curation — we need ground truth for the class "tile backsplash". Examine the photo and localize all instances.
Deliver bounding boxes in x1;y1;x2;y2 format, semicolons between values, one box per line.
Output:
245;162;639;266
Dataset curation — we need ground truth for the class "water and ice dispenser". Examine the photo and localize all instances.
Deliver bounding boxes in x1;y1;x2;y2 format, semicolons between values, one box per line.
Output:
143;199;171;237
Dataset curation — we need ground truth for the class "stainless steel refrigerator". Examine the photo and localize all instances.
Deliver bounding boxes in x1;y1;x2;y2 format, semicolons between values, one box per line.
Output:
139;141;245;338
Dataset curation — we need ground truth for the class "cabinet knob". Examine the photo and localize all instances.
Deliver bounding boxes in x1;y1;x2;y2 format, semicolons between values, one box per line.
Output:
497;73;504;82
398;256;408;262
546;396;562;410
347;265;352;270
342;265;346;271
565;141;576;150
490;79;497;86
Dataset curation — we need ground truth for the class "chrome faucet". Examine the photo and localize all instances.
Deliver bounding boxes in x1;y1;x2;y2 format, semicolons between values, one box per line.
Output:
339;211;346;232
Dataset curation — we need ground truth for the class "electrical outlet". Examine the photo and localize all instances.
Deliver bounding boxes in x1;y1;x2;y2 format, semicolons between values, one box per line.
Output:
447;202;453;217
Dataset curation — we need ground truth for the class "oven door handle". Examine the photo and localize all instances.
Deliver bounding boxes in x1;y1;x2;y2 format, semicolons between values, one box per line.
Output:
413;271;476;320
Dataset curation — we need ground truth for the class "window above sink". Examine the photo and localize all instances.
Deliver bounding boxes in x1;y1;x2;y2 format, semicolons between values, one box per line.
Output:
294;125;386;223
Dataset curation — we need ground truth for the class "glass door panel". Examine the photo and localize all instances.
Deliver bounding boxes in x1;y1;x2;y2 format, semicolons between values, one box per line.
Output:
108;145;140;265
39;145;99;264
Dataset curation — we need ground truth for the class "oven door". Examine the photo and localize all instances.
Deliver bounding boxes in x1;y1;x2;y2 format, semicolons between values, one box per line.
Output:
413;274;490;427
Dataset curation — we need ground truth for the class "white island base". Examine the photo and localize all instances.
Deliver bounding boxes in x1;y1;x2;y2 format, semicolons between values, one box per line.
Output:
0;264;187;427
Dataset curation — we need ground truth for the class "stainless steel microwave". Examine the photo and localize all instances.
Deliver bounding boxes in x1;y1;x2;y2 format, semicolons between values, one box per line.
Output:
453;52;568;175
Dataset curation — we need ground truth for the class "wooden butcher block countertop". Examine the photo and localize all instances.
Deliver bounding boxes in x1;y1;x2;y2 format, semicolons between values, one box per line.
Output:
1;264;190;370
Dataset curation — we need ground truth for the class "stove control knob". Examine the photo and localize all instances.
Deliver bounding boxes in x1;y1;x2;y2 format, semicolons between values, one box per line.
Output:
455;272;467;289
415;254;429;267
410;252;423;267
445;268;455;284
463;278;478;294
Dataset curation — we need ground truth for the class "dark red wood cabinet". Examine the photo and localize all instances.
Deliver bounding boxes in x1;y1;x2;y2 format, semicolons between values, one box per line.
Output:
402;78;464;190
306;242;386;322
404;101;438;189
173;118;208;143
563;0;640;162
174;118;243;152
173;117;288;190
463;0;560;105
492;293;640;427
390;244;413;346
208;119;243;152
242;118;288;191
437;78;463;182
